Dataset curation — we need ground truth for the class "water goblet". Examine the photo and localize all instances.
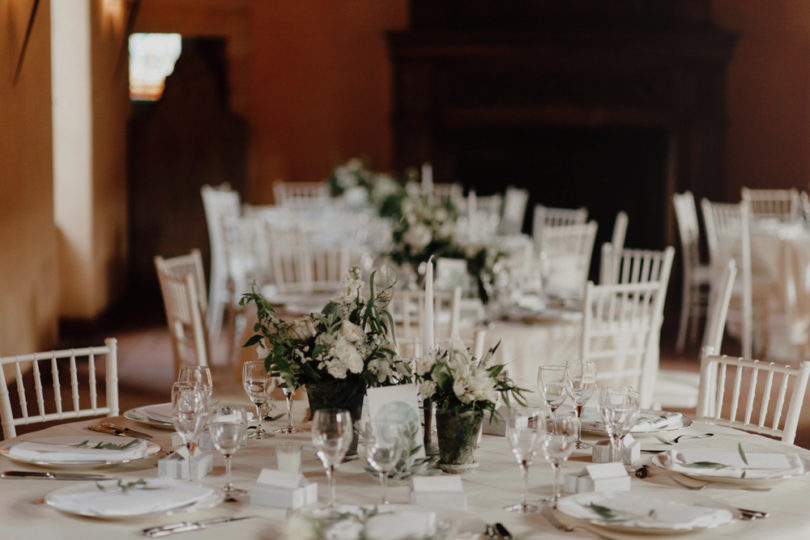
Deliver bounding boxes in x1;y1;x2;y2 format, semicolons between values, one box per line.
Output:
503;407;543;514
177;365;213;405
208;403;249;501
599;386;640;464
540;413;578;509
242;360;275;439
537;365;567;413
171;382;206;476
312;409;353;511
364;422;405;504
565;360;596;449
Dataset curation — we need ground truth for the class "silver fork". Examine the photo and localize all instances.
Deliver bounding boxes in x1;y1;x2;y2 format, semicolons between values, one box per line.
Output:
654;433;714;445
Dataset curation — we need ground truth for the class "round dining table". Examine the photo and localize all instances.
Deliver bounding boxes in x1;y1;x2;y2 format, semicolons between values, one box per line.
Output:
1;407;810;539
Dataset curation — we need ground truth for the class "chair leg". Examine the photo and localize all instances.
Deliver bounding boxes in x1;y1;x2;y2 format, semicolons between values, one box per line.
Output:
676;276;690;351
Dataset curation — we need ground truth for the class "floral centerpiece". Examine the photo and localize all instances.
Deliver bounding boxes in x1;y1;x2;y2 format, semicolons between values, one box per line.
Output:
414;339;526;472
240;267;410;453
328;158;405;215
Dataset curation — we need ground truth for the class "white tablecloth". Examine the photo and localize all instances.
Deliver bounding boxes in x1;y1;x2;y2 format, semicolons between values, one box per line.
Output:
2;412;809;539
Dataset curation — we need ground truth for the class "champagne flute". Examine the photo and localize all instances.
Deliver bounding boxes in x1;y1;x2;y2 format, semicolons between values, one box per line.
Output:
171;382;206;477
565;360;596;449
503;408;543;514
208;403;249;501
537;365;567;413
242;360;275;439
312;409;353;511
178;365;213;405
540;413;578;509
274;375;300;434
364;422;404;504
599;386;639;464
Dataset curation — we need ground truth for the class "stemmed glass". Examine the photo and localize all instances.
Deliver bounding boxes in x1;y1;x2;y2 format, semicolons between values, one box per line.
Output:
537;365;567;414
599;386;640;464
208;403;249;501
242;361;275;439
312;409;353;511
171;382;206;477
178;365;213;405
364;422;404;505
565;361;596;449
503;408;543;514
540;413;578;509
274;375;300;434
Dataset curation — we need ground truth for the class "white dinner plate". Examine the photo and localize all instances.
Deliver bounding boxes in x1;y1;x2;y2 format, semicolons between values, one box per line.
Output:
294;504;484;539
556;491;738;535
124;402;175;430
651;450;808;486
581;409;692;436
45;477;222;519
0;435;163;468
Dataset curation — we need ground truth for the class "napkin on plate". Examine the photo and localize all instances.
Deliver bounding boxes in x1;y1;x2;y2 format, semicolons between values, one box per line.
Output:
559;491;733;530
633;412;683;432
321;510;438;540
9;439;149;463
47;477;214;517
668;448;805;479
141;403;174;424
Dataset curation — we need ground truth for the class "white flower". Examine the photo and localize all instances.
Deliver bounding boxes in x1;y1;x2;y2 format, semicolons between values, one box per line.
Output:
334;338;364;374
418;380;437;400
291;317;316;340
403;223;432;251
256;341;269;359
325;359;348;379
283;514;319;540
414;355;435;377
340;320;364;343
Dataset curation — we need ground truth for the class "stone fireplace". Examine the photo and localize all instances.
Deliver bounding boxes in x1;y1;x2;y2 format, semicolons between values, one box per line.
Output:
387;0;737;248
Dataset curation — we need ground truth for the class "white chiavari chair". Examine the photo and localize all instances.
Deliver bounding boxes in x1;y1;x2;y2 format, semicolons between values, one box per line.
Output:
155;251;210;371
0;338;119;440
201;184;240;341
652;260;737;409
389;287;462;357
273;180;330;209
673;191;712;352
540;221;598;298
532;204;588;245
266;228;351;296
431;183;464;202
500;187;529;236
599;246;675;286
741;187;801;223
697;347;810;445
580;280;668;409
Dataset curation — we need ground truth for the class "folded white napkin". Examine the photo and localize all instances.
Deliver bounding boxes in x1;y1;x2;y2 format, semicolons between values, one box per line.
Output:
47;477;214;517
142;403;174;423
633;412;683;432
9;439;148;463
322;511;437;540
559;492;734;530
668;448;805;479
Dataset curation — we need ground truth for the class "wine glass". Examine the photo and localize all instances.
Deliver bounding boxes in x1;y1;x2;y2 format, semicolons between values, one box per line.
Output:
177;365;213;404
171;382;206;477
565;360;596;449
540;413;578;509
312;409;353;511
242;360;275;439
274;375;300;434
537;365;567;413
599;386;640;464
503;408;543;514
364;422;404;504
208;403;249;501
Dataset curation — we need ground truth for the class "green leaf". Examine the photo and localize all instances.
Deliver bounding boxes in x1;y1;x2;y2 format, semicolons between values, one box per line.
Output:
679;461;729;469
587;503;627;522
737;442;749;466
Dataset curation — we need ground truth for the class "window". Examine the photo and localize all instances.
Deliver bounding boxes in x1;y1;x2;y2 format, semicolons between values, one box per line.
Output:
128;33;182;101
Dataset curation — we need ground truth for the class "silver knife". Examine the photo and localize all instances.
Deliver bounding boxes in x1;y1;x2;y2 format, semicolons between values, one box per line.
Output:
101;423;154;439
1;470;113;480
142;515;256;537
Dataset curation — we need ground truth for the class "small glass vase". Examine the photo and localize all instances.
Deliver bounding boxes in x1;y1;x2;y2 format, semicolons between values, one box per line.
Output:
436;409;484;473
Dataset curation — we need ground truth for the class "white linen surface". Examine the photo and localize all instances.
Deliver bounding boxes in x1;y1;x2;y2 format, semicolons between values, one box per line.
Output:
46;477;214;517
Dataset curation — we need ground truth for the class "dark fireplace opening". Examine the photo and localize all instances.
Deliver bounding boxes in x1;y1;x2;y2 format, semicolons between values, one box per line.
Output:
448;126;670;253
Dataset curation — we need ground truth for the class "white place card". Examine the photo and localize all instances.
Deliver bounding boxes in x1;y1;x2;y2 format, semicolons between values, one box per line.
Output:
366;384;424;457
411;475;467;510
157;451;213;481
257;468;305;489
250;468;317;509
412;475;463;492
564;463;631;493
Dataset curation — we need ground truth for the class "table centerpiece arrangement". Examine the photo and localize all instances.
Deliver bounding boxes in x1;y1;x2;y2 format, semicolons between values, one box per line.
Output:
241;267;411;454
414;339;526;473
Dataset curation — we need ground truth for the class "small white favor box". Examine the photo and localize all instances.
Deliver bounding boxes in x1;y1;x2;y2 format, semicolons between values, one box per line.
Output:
410;476;467;511
249;469;317;509
158;450;213;481
591;434;641;465
564;463;631;493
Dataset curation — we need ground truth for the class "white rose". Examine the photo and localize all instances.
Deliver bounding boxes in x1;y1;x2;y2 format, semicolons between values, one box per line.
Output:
403;223;432;251
334;339;364;374
340;321;364;343
326;359;348;379
283;514;318;540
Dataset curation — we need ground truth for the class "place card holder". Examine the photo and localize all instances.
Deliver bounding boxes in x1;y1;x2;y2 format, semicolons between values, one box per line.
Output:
158;447;213;481
591;434;641;465
410;476;467;511
564;463;631;494
249;469;317;509
481;405;509;437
